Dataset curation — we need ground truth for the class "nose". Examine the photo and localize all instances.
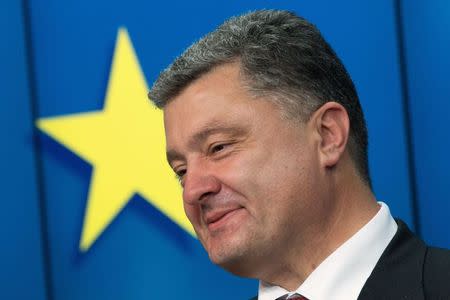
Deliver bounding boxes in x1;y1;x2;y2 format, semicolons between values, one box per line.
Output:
182;162;221;206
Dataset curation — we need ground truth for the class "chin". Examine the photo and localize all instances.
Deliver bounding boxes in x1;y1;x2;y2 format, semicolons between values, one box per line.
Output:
206;237;258;278
202;214;262;276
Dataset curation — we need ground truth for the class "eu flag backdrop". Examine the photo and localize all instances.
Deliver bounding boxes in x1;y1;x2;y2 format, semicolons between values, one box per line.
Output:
3;0;450;299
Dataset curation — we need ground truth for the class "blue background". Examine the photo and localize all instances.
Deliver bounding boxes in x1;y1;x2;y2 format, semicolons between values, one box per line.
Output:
1;0;449;299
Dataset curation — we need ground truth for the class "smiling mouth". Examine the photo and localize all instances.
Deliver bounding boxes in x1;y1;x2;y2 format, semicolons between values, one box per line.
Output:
205;208;244;231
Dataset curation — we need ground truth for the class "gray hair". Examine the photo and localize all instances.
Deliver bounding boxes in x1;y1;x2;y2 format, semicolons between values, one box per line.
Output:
148;9;371;187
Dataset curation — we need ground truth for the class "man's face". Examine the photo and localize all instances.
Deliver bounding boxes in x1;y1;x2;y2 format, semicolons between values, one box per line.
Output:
163;63;322;276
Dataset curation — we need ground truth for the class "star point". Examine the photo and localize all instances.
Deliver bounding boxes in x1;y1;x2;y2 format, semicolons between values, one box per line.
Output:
37;27;194;252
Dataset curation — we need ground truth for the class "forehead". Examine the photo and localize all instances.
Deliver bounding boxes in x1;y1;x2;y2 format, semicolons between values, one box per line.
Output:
162;62;290;150
163;64;250;128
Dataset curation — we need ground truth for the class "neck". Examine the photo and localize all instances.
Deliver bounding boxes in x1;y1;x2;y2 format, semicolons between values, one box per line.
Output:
260;167;380;291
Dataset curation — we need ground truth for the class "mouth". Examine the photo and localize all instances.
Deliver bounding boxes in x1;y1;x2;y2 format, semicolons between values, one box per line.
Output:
205;207;244;231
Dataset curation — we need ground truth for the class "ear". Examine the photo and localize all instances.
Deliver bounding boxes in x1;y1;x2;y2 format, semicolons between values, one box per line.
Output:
310;102;350;168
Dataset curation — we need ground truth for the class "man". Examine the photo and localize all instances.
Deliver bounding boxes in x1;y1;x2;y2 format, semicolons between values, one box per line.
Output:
148;10;450;300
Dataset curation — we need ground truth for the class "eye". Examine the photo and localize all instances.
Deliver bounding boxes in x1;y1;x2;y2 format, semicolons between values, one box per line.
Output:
211;143;227;153
174;168;186;182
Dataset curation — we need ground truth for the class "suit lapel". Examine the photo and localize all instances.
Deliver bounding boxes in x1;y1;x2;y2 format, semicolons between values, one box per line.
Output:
358;220;426;299
249;221;427;300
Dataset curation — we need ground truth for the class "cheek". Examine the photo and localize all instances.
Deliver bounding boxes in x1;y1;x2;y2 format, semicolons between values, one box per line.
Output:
251;146;314;213
217;150;279;216
216;153;261;196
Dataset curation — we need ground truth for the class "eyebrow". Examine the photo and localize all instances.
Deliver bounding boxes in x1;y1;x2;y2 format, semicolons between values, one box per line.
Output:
166;149;184;167
166;122;247;165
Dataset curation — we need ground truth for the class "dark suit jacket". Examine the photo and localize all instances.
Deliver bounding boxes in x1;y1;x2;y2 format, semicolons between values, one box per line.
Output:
250;220;450;300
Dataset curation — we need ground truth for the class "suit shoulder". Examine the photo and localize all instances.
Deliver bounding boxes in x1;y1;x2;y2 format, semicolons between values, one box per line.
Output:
423;246;450;297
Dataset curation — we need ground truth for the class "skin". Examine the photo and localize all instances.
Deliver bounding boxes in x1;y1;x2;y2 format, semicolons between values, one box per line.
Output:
163;62;379;291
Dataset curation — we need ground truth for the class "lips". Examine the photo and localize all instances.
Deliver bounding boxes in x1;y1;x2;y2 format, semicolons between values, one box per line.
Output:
204;207;243;228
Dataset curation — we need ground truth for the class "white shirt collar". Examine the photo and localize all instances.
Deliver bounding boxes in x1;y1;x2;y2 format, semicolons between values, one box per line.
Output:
258;202;398;300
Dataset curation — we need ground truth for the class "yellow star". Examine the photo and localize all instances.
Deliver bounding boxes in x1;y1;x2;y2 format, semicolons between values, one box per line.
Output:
37;28;194;252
